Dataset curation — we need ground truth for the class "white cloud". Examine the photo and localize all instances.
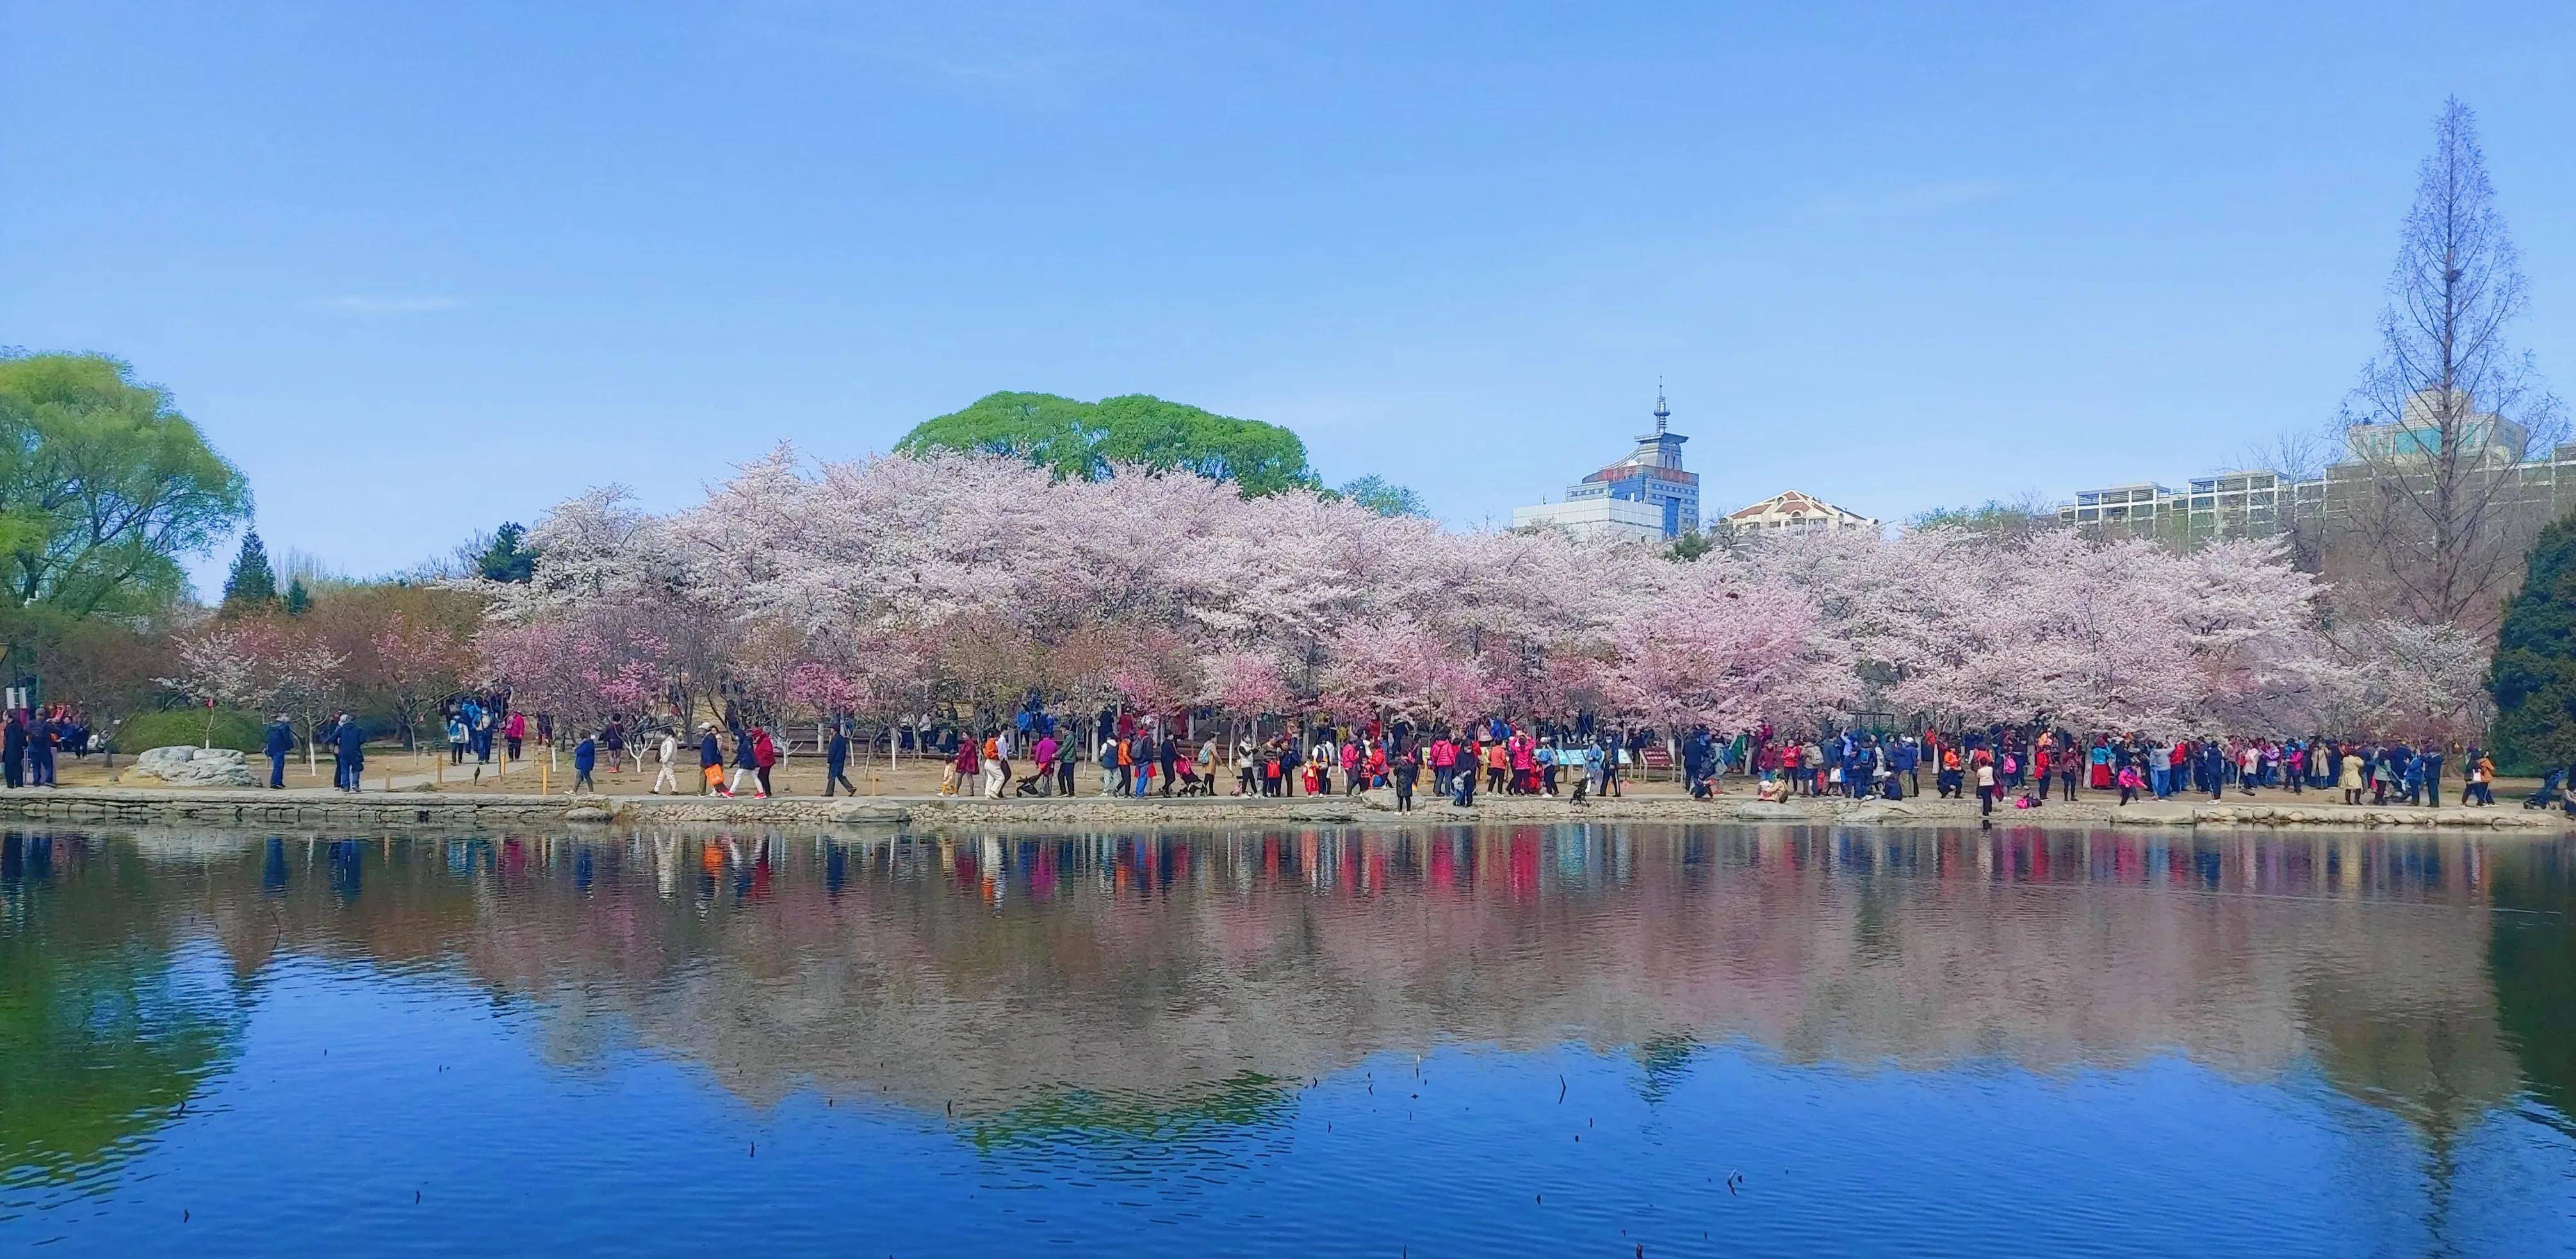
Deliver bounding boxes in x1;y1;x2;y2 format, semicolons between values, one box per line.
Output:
304;295;465;315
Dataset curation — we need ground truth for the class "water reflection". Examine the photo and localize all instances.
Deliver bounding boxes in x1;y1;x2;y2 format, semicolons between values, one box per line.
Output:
6;825;2569;1148
0;835;247;1194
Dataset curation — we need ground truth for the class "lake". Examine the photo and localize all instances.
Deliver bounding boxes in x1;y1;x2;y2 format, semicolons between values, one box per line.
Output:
4;824;2573;1256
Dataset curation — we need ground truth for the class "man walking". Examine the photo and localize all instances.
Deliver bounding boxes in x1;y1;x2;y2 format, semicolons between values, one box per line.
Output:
824;723;856;797
332;713;366;792
264;714;295;789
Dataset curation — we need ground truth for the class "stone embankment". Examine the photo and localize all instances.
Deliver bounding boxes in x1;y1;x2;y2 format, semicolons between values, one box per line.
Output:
0;786;2566;835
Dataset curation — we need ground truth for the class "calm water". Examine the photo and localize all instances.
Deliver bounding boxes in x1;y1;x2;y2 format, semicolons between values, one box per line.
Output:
4;823;2575;1256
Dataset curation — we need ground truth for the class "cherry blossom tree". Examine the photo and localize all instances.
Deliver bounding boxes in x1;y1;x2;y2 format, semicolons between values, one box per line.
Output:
156;624;270;746
368;613;468;749
259;637;347;778
1606;571;1854;732
482;448;2368;748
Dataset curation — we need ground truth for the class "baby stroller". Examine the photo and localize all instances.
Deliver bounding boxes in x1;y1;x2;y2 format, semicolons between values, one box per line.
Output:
2525;769;2565;810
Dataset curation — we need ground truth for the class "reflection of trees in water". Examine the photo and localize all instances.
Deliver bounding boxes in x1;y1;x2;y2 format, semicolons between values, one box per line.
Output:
962;1070;1295;1153
0;834;245;1192
2484;844;2576;1131
11;824;2565;1162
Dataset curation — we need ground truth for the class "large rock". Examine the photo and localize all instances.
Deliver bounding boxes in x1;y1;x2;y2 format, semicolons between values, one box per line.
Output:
1838;802;1923;824
830;799;912;826
2108;800;2197;827
1729;800;1811;822
128;745;257;788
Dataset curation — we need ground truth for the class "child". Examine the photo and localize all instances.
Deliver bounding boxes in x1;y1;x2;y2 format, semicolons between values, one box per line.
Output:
2116;762;2143;805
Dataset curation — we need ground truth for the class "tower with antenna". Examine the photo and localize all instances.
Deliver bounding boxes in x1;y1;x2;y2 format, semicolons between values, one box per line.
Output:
1508;378;1702;542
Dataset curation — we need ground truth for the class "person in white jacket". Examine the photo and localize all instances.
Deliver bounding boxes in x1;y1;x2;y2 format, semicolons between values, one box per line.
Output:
650;730;680;794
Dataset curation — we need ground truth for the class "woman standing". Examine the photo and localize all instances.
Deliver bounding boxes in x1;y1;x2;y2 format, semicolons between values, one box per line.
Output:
751;726;778;798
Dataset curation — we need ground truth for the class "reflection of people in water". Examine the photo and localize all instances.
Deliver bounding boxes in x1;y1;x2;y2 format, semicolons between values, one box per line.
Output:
8;823;2557;1169
697;839;724;904
328;839;363;901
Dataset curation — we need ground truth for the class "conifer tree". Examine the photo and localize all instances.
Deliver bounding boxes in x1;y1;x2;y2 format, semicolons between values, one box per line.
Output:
2489;517;2576;773
220;529;279;613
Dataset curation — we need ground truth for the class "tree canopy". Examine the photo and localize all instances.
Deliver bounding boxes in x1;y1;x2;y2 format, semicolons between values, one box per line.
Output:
895;392;1319;496
475;522;538;583
1333;475;1428;518
0;352;250;618
2488;515;2576;771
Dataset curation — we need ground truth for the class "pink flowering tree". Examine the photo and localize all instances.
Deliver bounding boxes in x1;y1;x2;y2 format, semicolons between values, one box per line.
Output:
261;638;348;777
1319;615;1494;727
157;623;272;746
1606;573;1852;733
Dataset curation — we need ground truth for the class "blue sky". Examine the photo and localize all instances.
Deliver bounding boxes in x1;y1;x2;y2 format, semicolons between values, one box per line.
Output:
6;1;2575;588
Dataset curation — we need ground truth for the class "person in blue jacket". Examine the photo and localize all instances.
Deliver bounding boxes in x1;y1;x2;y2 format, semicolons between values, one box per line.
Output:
263;714;296;789
729;720;760;795
28;714;56;787
333;713;366;792
697;721;730;797
573;733;598;793
824;724;854;797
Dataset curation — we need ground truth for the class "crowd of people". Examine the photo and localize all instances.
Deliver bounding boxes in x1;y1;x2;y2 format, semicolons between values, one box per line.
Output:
1712;725;2520;815
156;683;2561;818
0;705;98;788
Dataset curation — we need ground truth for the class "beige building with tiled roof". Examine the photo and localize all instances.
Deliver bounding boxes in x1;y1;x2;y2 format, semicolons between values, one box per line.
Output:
1726;490;1879;534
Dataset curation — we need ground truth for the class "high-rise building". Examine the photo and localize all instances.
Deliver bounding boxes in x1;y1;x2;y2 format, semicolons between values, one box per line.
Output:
1512;387;1702;541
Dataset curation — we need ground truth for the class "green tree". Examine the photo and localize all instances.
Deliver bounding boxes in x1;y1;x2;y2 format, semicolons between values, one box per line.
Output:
897;391;1319;496
1333;475;1428;517
475;521;538;582
282;576;313;617
220;529;278;613
0;352;250;623
1666;529;1717;561
1907;493;2053;540
2488;515;2576;772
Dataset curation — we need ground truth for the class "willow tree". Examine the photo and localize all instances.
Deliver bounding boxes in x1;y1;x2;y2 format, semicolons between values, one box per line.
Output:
0;352;250;620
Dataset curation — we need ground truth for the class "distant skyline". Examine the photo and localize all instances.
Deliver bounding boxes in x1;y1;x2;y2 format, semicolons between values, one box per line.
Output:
6;1;2574;593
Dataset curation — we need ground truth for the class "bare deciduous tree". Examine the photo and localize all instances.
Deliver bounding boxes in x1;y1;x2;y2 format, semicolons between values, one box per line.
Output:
2333;97;2564;636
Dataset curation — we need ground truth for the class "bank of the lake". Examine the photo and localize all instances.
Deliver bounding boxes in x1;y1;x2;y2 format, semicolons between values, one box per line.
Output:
1;784;2568;835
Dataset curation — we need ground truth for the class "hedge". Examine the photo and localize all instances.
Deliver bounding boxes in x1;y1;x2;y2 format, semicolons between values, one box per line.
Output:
112;708;268;755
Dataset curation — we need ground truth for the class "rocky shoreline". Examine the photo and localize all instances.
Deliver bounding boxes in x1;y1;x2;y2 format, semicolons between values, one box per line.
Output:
0;785;2566;835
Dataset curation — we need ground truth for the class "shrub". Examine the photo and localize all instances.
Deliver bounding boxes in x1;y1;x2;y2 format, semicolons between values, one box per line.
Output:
111;708;266;755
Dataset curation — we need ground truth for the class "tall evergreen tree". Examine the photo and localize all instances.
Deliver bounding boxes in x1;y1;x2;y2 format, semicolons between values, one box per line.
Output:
2488;516;2576;772
220;529;278;613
